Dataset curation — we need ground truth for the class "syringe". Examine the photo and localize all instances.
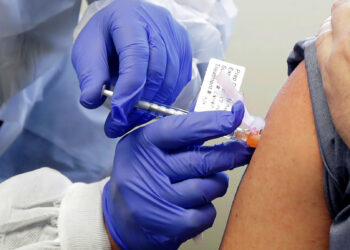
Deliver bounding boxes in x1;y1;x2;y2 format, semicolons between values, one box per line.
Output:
102;88;187;117
102;88;260;148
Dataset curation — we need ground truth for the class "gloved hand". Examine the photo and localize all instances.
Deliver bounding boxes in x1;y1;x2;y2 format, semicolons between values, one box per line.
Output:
103;101;254;249
72;0;192;138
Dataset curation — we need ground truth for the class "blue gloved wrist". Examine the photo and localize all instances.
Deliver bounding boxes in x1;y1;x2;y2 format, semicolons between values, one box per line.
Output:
102;181;127;250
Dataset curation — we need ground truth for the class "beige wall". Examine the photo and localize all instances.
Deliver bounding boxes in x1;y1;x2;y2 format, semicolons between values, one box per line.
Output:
181;0;333;249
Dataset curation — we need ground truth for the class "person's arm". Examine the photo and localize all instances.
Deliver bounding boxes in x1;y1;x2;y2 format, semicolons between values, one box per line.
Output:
220;61;332;249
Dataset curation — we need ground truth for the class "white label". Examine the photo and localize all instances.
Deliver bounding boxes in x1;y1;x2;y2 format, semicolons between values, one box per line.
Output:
194;58;245;112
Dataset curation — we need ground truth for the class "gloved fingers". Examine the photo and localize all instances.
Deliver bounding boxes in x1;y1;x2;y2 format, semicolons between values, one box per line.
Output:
105;20;150;138
141;4;180;105
141;28;167;100
179;203;216;241
144;101;245;149
165;172;229;208
164;22;192;105
150;43;179;104
154;50;179;105
166;141;253;182
103;29;165;137
72;20;111;109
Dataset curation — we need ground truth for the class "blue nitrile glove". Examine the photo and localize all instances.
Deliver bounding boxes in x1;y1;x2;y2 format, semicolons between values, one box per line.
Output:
103;101;254;249
72;0;192;138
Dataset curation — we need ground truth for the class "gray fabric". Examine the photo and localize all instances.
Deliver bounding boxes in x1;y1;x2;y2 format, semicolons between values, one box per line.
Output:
287;38;350;249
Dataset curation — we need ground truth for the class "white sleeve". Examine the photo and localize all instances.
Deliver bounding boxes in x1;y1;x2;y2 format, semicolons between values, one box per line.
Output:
0;168;111;250
59;176;110;250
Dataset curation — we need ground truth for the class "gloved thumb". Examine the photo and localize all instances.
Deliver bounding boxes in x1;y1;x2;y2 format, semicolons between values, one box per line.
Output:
144;101;245;149
165;140;253;182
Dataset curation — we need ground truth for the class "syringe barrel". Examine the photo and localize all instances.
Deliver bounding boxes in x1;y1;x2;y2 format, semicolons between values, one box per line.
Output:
102;87;187;117
135;101;188;117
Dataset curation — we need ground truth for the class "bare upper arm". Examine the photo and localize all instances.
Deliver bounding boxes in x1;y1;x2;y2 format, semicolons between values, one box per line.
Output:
220;61;331;249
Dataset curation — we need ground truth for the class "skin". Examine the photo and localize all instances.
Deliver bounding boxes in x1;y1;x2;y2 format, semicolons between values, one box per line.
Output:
316;0;350;148
220;62;332;249
105;221;120;250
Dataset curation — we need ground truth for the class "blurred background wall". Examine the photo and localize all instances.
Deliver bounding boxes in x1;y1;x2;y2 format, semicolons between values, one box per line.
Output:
181;0;333;249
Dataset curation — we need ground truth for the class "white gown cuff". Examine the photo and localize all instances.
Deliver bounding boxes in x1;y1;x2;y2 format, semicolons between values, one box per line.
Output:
58;178;111;250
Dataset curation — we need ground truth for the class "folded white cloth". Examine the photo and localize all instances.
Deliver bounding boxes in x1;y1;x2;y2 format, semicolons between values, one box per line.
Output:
0;168;110;250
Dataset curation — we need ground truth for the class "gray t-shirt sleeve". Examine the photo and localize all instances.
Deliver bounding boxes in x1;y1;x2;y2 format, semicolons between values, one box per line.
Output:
288;37;350;249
